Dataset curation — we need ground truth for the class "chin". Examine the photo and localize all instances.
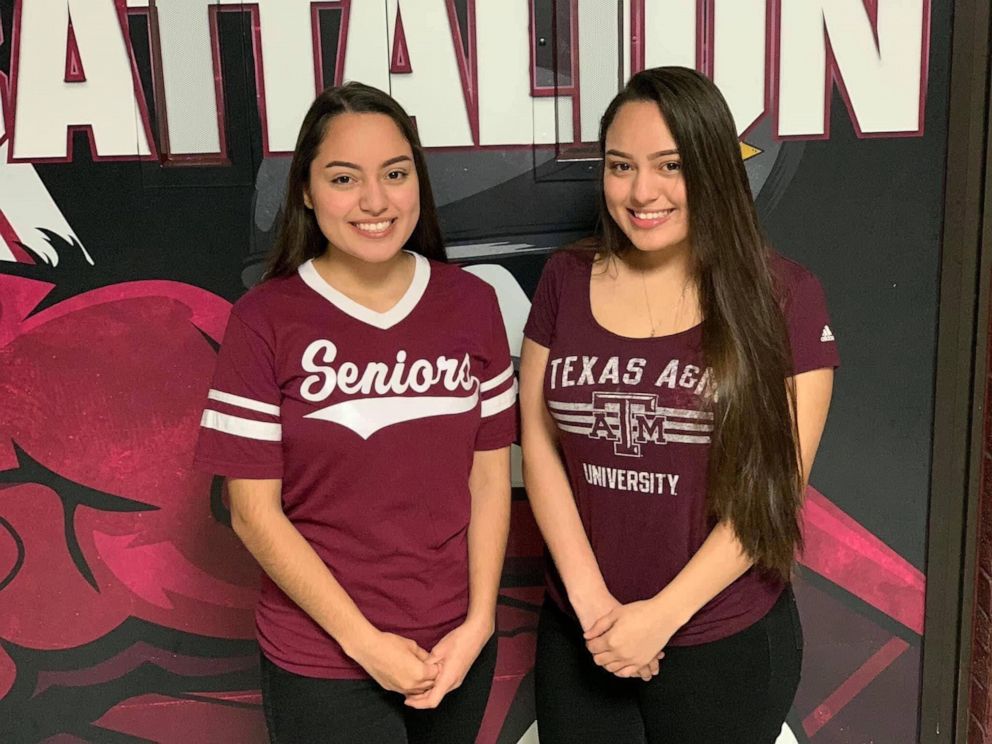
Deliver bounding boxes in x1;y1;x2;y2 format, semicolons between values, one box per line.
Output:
631;241;682;254
331;237;410;265
354;245;409;264
622;230;691;256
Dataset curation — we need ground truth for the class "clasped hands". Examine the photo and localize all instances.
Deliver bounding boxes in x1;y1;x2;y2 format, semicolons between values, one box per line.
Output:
352;618;492;710
579;594;681;682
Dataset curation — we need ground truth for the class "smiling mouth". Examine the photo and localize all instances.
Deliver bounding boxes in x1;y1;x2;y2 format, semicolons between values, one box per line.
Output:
627;208;675;228
630;208;675;220
351;219;396;236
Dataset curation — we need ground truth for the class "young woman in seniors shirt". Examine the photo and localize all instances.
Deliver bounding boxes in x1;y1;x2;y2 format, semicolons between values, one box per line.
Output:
520;67;838;743
195;83;516;743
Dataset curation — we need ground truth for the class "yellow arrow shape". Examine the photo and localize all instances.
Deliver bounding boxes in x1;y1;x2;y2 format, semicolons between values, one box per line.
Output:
740;142;762;161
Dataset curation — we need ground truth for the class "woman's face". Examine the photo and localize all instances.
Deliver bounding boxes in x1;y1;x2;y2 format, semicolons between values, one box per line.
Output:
603;100;691;257
304;112;421;264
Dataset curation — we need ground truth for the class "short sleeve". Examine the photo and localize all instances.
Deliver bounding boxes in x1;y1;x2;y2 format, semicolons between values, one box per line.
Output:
193;310;284;478
476;287;519;451
783;269;840;375
523;253;563;347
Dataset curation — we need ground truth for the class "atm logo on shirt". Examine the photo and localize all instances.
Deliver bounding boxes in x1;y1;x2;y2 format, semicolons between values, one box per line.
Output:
547;393;714;457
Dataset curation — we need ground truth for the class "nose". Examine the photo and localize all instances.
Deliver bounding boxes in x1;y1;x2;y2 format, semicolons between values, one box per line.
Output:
359;178;388;215
630;170;659;207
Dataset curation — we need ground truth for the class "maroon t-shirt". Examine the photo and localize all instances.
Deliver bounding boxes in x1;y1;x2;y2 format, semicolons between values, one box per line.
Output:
194;253;517;677
524;250;839;645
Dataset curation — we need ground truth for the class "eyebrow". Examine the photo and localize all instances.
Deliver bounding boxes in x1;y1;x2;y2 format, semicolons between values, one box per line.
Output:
605;148;680;159
324;155;413;170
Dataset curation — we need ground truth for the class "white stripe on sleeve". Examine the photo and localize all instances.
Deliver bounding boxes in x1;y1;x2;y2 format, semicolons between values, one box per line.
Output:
208;389;281;417
481;380;517;418
201;409;282;441
480;363;514;392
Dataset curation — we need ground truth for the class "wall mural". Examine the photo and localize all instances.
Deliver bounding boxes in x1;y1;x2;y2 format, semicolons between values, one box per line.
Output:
0;1;944;742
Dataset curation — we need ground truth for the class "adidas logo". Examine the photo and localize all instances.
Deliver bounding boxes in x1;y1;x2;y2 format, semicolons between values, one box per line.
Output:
821;325;835;342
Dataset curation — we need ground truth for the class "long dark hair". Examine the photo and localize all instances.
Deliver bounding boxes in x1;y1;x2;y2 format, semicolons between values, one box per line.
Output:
597;67;802;579
266;82;446;279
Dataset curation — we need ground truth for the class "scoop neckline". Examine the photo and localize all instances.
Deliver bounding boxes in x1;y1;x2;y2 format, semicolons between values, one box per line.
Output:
581;255;703;343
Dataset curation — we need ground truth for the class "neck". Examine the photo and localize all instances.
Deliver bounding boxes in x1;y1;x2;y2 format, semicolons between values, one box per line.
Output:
622;240;694;282
315;245;413;290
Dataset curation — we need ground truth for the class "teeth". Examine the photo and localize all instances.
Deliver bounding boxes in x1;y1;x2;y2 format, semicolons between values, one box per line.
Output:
634;210;673;220
354;220;393;233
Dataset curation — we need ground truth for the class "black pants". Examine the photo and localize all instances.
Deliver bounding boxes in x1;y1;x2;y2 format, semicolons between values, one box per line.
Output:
260;636;497;744
535;589;803;744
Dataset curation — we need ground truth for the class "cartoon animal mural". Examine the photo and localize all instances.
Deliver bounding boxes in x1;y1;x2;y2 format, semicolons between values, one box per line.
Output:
0;1;942;742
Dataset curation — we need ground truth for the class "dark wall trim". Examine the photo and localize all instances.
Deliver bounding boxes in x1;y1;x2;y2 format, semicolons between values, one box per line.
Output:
957;46;992;738
921;0;991;741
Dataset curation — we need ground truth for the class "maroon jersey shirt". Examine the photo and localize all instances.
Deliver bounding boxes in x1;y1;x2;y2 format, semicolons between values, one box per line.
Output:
194;253;517;677
524;250;839;645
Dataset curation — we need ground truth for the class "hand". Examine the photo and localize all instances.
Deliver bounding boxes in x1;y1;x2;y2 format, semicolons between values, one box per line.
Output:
351;631;440;696
630;656;661;682
575;590;659;682
584;599;679;679
571;586;621;634
404;618;493;709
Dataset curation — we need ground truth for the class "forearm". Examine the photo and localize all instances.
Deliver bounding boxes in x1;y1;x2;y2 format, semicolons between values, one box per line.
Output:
523;444;610;607
465;447;511;630
649;520;754;627
229;482;376;659
653;370;834;627
519;339;611;622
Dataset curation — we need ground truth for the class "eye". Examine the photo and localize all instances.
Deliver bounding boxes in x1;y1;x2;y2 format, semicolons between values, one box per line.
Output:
661;161;682;173
607;161;633;173
330;174;354;185
385;169;409;181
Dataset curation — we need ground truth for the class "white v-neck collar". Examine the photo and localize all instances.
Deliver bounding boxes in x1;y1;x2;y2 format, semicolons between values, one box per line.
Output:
298;252;430;330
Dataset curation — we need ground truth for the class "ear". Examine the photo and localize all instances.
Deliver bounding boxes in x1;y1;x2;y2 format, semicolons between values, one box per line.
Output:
302;186;313;210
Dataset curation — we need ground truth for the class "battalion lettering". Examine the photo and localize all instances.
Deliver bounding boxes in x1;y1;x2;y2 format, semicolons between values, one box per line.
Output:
5;0;930;161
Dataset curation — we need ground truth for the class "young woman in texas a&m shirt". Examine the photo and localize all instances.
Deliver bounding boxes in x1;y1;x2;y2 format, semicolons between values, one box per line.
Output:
520;66;838;744
195;83;516;744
